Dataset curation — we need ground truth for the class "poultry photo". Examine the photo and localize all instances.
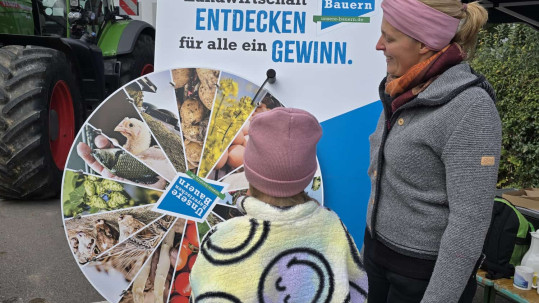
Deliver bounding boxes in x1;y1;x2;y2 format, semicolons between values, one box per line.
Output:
84;89;178;183
114;117;177;181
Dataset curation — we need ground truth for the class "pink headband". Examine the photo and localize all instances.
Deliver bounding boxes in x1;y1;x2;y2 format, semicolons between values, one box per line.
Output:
381;0;460;51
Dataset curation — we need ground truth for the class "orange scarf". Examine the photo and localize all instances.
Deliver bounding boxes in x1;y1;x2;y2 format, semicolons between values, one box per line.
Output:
385;43;465;113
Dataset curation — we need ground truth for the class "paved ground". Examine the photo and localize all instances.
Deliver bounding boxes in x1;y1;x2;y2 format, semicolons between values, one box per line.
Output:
0;198;512;303
0;198;104;303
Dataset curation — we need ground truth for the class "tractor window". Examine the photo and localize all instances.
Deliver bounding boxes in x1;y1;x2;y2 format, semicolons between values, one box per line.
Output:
80;0;103;18
37;0;67;36
78;0;106;26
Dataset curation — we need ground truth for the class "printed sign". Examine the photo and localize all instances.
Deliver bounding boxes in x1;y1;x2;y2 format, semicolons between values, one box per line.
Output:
154;0;385;246
318;0;375;29
154;0;384;123
154;172;228;222
154;0;386;252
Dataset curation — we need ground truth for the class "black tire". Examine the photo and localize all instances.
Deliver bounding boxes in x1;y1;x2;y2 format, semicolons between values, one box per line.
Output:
0;45;82;199
118;34;155;85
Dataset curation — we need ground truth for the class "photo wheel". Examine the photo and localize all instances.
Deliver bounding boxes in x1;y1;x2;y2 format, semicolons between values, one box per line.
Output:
61;68;324;303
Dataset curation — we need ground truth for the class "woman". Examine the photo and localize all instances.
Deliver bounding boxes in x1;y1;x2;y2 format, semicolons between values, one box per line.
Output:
365;0;501;302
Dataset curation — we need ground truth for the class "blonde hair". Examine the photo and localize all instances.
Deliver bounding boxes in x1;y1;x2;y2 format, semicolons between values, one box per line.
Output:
419;0;488;59
249;185;315;207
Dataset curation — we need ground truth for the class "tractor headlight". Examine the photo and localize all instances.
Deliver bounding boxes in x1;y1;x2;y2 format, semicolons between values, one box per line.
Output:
68;12;81;20
70;0;80;7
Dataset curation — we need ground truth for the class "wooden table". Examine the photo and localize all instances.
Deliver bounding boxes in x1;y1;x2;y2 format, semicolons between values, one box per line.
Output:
476;269;539;303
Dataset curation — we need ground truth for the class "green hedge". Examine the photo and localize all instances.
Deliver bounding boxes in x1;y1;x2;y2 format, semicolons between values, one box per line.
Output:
471;24;539;188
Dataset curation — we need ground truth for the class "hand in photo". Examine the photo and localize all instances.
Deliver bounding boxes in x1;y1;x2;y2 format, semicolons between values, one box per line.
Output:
77;135;167;190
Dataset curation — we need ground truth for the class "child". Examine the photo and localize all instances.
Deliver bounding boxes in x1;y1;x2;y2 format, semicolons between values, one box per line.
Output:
190;108;368;302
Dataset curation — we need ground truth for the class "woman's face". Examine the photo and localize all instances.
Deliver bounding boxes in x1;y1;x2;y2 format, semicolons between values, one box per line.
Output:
376;18;424;77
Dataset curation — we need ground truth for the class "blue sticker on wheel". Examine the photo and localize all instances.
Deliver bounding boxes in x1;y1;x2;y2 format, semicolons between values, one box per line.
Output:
154;172;228;222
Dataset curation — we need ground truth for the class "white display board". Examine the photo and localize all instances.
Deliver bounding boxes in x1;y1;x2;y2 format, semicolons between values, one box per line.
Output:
154;0;388;259
154;0;386;246
154;0;385;122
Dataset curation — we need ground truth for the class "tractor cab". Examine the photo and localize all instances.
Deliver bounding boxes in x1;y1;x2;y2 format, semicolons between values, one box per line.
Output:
68;0;116;39
36;0;115;39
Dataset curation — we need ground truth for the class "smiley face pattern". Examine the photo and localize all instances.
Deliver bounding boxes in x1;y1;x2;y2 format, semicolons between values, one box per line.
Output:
190;197;368;302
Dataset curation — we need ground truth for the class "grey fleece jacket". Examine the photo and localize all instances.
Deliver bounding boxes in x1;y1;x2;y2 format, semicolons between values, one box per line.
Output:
366;62;502;302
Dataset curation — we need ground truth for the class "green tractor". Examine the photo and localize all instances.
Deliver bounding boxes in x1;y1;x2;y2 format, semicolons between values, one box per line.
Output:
0;0;155;199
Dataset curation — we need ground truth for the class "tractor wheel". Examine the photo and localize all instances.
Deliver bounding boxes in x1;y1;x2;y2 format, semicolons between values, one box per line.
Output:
0;45;82;199
118;34;155;85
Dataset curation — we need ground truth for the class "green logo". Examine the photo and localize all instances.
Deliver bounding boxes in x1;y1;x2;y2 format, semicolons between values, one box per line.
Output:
186;171;226;200
313;16;370;23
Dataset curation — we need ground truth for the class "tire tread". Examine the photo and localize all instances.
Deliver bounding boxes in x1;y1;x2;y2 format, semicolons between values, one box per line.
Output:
2;87;43;115
1;110;42;142
0;45;78;199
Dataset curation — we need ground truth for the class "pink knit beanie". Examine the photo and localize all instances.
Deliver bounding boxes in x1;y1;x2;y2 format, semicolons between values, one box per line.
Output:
244;107;322;197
